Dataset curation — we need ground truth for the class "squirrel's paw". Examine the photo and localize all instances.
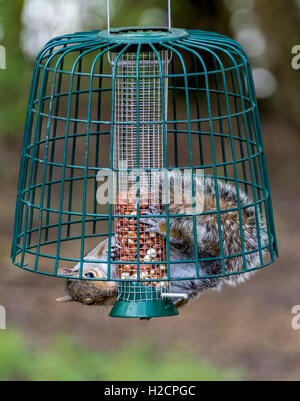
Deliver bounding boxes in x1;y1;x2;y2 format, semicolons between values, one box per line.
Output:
110;244;118;260
102;237;117;260
141;216;185;246
140;216;165;234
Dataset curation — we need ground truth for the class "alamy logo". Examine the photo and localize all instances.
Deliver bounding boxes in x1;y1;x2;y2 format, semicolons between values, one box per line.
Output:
291;306;300;330
292;45;300;70
96;168;205;214
0;45;6;70
0;305;6;329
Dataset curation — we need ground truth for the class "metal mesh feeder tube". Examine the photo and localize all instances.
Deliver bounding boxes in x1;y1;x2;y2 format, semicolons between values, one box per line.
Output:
109;48;178;318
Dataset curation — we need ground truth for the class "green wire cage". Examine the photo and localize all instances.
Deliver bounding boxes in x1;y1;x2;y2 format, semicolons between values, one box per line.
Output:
11;1;278;319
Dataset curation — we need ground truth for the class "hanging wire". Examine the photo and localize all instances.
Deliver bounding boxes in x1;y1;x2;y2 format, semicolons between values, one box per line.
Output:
168;0;172;31
107;0;111;33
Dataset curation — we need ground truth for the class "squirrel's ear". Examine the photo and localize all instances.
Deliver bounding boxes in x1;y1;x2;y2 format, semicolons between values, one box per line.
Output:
57;268;77;277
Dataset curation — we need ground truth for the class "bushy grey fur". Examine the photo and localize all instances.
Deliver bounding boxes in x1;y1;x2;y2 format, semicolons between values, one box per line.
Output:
60;174;266;308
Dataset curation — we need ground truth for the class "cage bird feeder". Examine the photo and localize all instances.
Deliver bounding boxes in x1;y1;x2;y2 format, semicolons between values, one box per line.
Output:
11;0;278;319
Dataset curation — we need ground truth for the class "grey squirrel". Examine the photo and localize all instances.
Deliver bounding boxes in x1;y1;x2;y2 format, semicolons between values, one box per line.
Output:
56;173;266;308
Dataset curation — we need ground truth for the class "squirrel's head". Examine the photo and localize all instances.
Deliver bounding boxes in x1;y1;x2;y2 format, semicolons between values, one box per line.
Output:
56;263;117;306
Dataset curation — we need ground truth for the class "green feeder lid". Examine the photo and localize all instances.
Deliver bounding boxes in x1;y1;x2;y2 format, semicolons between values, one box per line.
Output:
98;27;189;44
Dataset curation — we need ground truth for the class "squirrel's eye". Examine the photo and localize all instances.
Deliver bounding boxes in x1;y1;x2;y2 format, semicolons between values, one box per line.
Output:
85;272;95;279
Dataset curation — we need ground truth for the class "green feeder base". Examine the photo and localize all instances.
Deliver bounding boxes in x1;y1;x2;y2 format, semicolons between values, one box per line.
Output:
110;298;179;318
109;282;179;318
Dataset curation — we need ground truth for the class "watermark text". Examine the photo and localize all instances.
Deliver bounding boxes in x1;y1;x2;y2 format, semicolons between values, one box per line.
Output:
0;45;6;70
291;305;300;330
292;45;300;70
96;167;206;214
0;305;6;330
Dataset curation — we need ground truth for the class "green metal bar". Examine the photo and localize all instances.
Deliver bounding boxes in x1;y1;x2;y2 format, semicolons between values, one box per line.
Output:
193;54;204;166
11;61;41;260
211;56;228;179
21;194;267;220
93;57;104;234
161;42;200;278
13;256;275;282
171;58;179;167
228;60;248;194
34;48;66;271
25;127;258;150
20;53;52;268
44;46;67;242
66;53;83;238
245;63;278;258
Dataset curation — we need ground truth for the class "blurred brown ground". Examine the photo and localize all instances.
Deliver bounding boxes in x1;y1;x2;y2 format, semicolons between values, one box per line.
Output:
1;115;300;381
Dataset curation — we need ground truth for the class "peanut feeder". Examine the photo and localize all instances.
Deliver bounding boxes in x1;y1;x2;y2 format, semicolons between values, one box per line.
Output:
10;0;278;319
108;48;178;318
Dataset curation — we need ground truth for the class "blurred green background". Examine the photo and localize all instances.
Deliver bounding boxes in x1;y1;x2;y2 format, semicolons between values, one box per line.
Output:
0;0;300;381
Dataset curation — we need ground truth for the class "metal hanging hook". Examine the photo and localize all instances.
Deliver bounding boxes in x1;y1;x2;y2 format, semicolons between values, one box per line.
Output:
168;0;172;32
106;0;172;34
